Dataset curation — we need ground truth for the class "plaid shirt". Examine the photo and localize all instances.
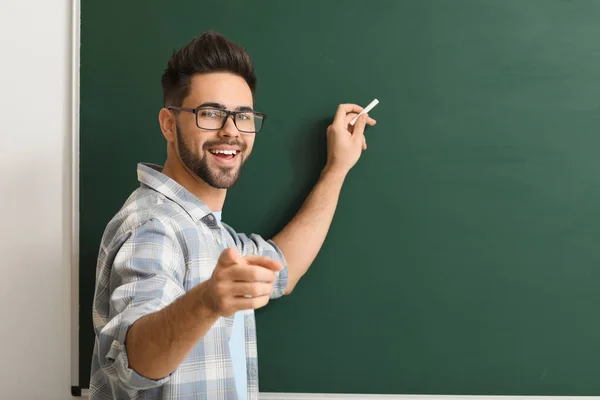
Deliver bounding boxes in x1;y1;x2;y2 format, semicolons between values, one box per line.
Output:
89;163;288;400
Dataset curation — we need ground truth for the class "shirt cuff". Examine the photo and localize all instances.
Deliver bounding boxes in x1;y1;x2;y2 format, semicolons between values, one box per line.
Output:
266;239;289;299
104;310;172;391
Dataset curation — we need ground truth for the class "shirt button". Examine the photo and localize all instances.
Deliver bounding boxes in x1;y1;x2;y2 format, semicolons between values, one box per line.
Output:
216;236;222;244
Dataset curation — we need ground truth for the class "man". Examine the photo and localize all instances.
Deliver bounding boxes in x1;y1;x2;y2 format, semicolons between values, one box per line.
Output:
90;31;376;400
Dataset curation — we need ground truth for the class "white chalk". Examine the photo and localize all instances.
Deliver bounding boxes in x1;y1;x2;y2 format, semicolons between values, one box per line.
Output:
350;98;379;126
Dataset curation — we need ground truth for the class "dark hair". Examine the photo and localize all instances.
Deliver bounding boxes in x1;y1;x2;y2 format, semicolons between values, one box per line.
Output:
161;31;257;107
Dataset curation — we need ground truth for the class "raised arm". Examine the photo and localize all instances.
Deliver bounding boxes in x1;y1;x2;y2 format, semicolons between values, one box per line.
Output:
272;104;376;293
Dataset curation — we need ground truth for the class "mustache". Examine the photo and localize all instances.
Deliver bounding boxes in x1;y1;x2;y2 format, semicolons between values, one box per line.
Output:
202;139;247;152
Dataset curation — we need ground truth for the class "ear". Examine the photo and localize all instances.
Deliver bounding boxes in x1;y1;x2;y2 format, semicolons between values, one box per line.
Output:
159;108;177;143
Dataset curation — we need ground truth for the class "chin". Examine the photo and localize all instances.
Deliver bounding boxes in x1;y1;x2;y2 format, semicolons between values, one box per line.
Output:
205;167;241;189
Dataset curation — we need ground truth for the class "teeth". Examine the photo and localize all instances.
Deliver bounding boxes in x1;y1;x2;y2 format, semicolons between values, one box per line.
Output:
210;149;237;155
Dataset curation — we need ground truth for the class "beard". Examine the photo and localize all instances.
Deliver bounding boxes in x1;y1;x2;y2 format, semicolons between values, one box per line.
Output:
176;123;247;189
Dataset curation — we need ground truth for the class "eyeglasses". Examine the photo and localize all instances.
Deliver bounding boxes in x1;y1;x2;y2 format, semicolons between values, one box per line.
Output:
168;106;266;134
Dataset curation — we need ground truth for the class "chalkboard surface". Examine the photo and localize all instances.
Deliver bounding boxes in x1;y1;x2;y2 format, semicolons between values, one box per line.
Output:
79;0;600;395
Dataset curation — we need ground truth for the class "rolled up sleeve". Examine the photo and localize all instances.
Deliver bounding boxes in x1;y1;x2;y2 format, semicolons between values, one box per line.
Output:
223;225;288;299
94;218;186;391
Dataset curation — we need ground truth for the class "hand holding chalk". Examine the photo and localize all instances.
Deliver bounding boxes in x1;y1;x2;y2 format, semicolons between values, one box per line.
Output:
325;103;377;174
350;98;379;126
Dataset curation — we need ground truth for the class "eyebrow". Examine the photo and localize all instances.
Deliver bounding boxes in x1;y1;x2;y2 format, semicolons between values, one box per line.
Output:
197;102;254;112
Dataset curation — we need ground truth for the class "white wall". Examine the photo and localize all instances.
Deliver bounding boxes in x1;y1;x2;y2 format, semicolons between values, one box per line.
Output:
0;0;75;399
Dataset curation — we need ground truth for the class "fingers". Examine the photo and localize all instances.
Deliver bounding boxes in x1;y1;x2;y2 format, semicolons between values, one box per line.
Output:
334;103;364;124
349;113;373;150
344;112;360;126
218;250;281;273
230;295;271;311
228;264;277;283
351;113;369;144
243;255;283;272
213;290;271;315
230;282;273;297
212;251;281;316
344;113;377;127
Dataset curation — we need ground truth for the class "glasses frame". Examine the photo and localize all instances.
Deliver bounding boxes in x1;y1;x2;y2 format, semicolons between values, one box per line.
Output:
167;106;267;134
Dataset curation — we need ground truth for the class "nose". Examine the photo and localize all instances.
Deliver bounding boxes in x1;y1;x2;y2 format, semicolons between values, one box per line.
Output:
218;115;240;139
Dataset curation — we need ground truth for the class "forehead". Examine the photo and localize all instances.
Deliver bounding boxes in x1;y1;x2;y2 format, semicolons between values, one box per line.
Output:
184;72;253;109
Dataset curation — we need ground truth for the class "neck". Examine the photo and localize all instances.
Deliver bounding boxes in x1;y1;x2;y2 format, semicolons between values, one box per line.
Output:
162;155;226;212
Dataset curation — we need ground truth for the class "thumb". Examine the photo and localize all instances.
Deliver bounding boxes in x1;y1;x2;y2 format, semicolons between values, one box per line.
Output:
218;247;242;266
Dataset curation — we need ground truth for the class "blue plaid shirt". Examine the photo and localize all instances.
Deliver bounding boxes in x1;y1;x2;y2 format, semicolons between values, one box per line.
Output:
89;163;288;400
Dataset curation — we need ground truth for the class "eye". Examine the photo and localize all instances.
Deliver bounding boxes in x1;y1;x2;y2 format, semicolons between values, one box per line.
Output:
199;109;223;118
237;112;253;121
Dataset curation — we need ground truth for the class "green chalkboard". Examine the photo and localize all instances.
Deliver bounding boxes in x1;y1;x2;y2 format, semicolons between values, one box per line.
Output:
79;0;600;395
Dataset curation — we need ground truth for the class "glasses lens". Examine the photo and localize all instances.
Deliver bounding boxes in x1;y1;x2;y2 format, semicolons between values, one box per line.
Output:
196;107;264;133
197;108;227;130
236;112;263;133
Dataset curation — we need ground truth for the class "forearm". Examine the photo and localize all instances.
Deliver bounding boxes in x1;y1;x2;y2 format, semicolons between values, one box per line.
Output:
126;281;219;379
272;166;346;293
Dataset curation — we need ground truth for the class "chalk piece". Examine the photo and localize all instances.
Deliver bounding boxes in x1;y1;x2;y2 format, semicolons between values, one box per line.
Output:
350;98;379;126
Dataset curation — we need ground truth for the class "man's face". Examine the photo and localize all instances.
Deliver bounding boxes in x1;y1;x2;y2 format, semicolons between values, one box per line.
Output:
174;72;256;189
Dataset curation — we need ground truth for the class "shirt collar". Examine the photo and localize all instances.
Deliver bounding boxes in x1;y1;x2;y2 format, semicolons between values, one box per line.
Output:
137;162;215;223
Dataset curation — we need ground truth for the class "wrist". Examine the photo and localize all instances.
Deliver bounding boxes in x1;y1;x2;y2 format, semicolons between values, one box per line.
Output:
322;164;349;181
192;280;220;319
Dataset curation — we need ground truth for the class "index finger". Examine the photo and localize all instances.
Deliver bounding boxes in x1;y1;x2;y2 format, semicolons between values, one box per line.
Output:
243;255;283;272
334;104;364;125
231;264;277;283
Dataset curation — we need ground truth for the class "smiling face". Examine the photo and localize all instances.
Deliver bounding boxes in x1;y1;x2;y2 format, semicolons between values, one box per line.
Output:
173;72;256;189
